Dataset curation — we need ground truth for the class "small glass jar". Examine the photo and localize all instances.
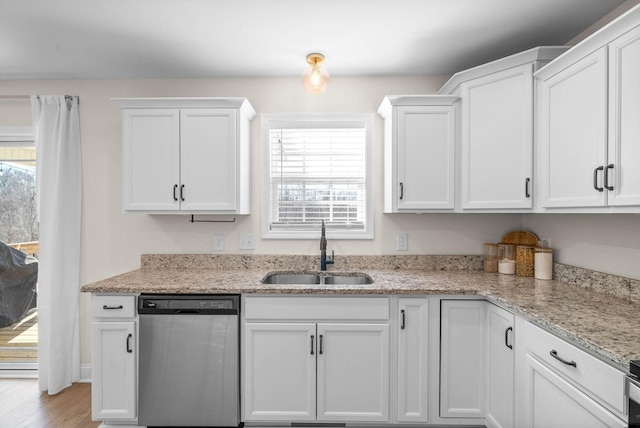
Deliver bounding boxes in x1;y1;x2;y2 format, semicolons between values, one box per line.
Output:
534;247;553;280
483;243;498;272
516;245;535;277
497;244;516;275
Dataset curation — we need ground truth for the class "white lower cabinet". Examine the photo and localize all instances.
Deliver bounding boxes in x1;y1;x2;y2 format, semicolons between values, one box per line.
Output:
522;355;626;428
243;323;316;421
91;294;137;423
397;298;430;422
317;323;390;421
242;296;390;423
440;299;486;419
486;303;515;428
518;321;627;428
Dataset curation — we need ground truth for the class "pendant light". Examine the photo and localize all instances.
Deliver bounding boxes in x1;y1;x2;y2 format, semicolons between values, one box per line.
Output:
302;53;330;94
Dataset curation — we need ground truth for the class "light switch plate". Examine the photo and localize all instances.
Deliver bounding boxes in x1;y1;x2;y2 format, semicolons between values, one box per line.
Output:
239;233;256;250
213;234;224;251
397;233;408;251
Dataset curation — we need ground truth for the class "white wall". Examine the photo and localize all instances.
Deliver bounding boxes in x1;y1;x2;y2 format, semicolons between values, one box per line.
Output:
2;76;525;366
523;214;640;280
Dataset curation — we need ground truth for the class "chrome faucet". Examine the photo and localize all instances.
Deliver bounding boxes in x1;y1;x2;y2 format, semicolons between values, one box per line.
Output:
320;220;334;271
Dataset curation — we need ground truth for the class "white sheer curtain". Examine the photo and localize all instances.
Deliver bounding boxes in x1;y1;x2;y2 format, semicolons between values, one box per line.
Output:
31;95;82;394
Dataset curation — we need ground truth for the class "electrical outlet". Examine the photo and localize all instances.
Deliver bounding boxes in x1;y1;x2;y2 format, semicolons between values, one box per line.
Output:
239;233;256;250
213;234;224;251
397;233;408;251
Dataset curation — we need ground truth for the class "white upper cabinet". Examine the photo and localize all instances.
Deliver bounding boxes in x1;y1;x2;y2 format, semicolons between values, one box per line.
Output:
378;96;458;212
536;48;608;209
608;24;640;206
440;47;568;211
460;64;534;209
114;97;256;214
535;6;640;211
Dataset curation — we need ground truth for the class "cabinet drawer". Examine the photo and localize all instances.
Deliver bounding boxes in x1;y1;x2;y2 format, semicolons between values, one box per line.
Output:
523;321;626;415
244;296;389;321
92;295;136;319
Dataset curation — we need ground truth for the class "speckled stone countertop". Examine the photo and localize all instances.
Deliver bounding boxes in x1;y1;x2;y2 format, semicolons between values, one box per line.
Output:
81;254;640;371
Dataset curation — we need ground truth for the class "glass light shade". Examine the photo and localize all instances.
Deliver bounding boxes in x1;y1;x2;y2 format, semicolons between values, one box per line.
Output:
302;61;330;94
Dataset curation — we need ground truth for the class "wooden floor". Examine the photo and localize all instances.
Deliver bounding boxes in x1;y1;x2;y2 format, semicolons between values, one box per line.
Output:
0;379;100;427
0;310;38;363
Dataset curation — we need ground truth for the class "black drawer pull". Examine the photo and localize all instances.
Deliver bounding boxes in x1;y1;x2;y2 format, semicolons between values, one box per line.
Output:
550;349;576;367
126;333;133;353
400;309;406;330
310;335;315;355
525;178;531;198
505;326;513;349
103;305;123;310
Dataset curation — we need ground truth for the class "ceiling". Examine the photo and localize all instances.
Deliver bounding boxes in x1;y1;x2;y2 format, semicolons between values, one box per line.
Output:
0;0;629;80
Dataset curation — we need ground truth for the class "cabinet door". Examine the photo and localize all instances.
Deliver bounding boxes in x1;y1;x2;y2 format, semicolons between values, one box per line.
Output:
486;304;515;428
243;323;316;421
122;109;180;211
522;354;626;428
440;300;486;418
317;323;390;422
537;47;608;208
397;298;429;422
92;321;136;420
608;25;640;206
396;105;455;210
461;64;533;209
180;109;238;211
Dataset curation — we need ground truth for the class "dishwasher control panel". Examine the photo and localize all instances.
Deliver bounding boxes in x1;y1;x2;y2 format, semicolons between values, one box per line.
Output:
138;294;239;315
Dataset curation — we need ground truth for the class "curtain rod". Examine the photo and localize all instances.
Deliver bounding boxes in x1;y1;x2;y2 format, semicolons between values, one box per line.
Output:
0;95;79;103
0;95;31;99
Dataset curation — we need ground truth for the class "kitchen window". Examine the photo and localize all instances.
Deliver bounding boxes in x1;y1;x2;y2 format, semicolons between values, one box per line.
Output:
262;114;373;239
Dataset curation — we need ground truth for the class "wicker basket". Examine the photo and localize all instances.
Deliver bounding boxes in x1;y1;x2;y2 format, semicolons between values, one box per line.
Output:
501;231;539;246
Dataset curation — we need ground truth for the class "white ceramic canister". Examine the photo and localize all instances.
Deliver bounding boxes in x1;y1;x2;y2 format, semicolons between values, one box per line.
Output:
534;247;553;280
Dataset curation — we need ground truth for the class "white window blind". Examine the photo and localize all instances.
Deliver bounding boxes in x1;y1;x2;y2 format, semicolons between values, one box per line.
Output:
263;115;372;239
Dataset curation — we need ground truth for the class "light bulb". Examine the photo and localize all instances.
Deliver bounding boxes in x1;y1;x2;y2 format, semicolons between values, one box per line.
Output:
302;53;330;95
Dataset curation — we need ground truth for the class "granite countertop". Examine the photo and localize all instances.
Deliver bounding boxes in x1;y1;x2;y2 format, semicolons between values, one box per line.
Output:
81;255;640;372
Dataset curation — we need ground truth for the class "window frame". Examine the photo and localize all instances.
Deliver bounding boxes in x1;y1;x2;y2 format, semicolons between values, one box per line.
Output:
261;113;374;240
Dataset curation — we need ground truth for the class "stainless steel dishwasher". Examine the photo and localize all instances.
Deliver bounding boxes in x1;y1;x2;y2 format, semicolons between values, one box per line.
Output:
138;294;240;427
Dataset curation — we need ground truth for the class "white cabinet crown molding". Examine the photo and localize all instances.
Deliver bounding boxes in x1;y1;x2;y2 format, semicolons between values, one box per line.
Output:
439;46;569;95
535;3;640;80
111;97;256;119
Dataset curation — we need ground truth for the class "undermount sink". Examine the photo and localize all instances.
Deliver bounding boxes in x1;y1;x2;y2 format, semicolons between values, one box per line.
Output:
261;273;320;284
323;274;373;285
261;272;374;285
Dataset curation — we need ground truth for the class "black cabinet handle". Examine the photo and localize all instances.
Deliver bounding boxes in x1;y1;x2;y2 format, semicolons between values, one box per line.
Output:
550;349;576;367
593;166;604;192
400;309;406;330
102;305;123;310
399;182;404;200
310;335;315;355
604;164;614;191
525;178;531;198
319;334;324;355
505;326;513;349
180;184;185;202
126;333;133;353
173;184;178;201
